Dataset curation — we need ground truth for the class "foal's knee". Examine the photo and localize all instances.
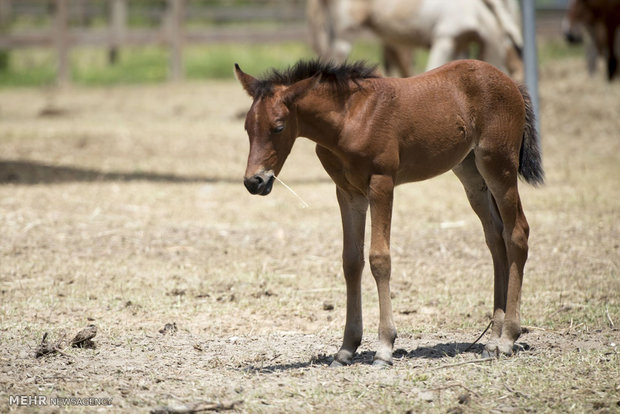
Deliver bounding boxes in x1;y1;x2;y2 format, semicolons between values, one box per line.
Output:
369;251;391;279
342;251;364;277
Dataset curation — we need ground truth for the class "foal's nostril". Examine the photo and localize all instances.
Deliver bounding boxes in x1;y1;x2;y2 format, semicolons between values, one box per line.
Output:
244;175;264;194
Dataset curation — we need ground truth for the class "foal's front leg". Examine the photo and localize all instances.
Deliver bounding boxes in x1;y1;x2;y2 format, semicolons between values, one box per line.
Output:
332;189;368;366
368;175;397;366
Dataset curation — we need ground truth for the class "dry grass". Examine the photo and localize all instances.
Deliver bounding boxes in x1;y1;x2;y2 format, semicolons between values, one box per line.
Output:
0;57;619;413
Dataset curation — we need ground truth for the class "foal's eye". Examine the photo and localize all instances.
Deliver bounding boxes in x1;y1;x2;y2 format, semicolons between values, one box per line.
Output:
271;125;285;134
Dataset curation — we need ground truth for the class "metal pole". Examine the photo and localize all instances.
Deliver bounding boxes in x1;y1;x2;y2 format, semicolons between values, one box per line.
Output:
55;0;70;85
109;0;127;65
167;0;184;81
521;0;540;134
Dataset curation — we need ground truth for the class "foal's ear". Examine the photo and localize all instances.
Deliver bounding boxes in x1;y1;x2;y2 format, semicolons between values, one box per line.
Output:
234;63;258;97
283;74;321;105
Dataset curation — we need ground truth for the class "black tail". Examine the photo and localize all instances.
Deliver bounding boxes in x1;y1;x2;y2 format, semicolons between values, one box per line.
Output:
518;84;544;186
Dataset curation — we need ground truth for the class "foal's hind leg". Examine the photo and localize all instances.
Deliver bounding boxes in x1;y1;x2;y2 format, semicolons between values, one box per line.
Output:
452;154;509;352
368;175;397;366
474;147;530;356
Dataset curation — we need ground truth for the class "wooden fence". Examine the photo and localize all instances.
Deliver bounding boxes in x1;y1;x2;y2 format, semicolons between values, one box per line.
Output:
0;0;307;83
0;0;569;85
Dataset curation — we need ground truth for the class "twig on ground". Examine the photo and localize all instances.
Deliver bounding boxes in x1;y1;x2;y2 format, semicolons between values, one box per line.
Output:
505;384;531;399
35;332;72;358
54;348;74;359
605;305;614;329
431;357;495;371
521;325;546;332
150;400;243;414
462;321;492;353
430;382;480;397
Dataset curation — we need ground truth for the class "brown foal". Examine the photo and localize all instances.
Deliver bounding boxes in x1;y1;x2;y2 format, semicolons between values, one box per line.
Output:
236;59;543;366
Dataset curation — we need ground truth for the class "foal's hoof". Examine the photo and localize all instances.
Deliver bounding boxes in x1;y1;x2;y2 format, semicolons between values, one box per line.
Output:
497;341;516;357
372;358;392;368
482;340;516;358
481;348;498;359
482;341;499;358
330;358;351;368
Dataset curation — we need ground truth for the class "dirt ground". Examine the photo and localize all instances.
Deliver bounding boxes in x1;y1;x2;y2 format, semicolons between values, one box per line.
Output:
0;57;619;413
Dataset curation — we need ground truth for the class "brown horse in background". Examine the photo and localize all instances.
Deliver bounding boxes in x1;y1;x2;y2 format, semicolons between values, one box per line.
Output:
563;0;620;81
236;59;543;366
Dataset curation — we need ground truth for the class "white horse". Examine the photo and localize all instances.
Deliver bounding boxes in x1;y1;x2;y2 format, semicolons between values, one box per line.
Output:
307;0;524;80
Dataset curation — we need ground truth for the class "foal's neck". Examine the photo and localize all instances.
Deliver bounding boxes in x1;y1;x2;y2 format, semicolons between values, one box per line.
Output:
296;84;362;150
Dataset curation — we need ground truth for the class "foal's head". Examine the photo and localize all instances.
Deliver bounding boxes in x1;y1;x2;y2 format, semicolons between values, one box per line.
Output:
235;60;378;196
235;64;319;196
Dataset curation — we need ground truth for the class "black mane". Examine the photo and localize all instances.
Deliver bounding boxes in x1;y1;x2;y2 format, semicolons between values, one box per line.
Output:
254;59;379;97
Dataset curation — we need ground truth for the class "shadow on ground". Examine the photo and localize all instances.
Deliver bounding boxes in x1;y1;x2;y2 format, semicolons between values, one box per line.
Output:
0;160;331;185
242;341;516;373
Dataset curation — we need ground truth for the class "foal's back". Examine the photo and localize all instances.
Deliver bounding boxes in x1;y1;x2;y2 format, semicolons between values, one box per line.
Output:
361;59;526;184
393;59;524;133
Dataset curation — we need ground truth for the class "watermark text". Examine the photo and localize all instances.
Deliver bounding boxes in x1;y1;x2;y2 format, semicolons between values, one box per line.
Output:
9;395;112;407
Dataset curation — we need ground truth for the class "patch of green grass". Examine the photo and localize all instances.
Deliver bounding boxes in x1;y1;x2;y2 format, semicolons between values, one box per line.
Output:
0;49;56;87
538;38;585;64
0;43;320;87
185;42;315;79
72;47;169;85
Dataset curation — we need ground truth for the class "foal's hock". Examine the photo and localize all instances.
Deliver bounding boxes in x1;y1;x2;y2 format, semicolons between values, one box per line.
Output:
236;59;543;366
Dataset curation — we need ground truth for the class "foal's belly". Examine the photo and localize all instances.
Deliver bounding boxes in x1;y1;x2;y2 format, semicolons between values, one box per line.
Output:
395;131;473;184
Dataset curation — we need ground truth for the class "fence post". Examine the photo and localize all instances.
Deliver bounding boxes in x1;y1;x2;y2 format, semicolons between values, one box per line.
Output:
55;0;70;85
521;0;540;135
167;0;184;81
109;0;127;65
0;0;9;24
0;0;11;71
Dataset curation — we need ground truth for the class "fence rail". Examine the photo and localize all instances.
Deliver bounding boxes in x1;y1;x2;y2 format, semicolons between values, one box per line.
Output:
0;0;307;83
0;0;569;84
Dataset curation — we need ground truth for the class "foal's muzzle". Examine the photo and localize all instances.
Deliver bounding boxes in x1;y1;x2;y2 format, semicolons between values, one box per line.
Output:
244;171;275;196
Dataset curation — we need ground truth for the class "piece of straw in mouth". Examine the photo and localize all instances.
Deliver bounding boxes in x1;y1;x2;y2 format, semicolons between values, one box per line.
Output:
274;175;310;208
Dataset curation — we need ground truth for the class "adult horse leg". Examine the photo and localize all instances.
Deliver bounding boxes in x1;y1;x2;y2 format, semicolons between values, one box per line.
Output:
452;153;508;354
474;146;530;356
478;37;510;75
605;24;618;80
426;36;456;71
330;38;353;64
368;175;397;366
332;188;369;366
505;44;524;83
306;0;354;64
382;43;413;77
584;27;599;75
